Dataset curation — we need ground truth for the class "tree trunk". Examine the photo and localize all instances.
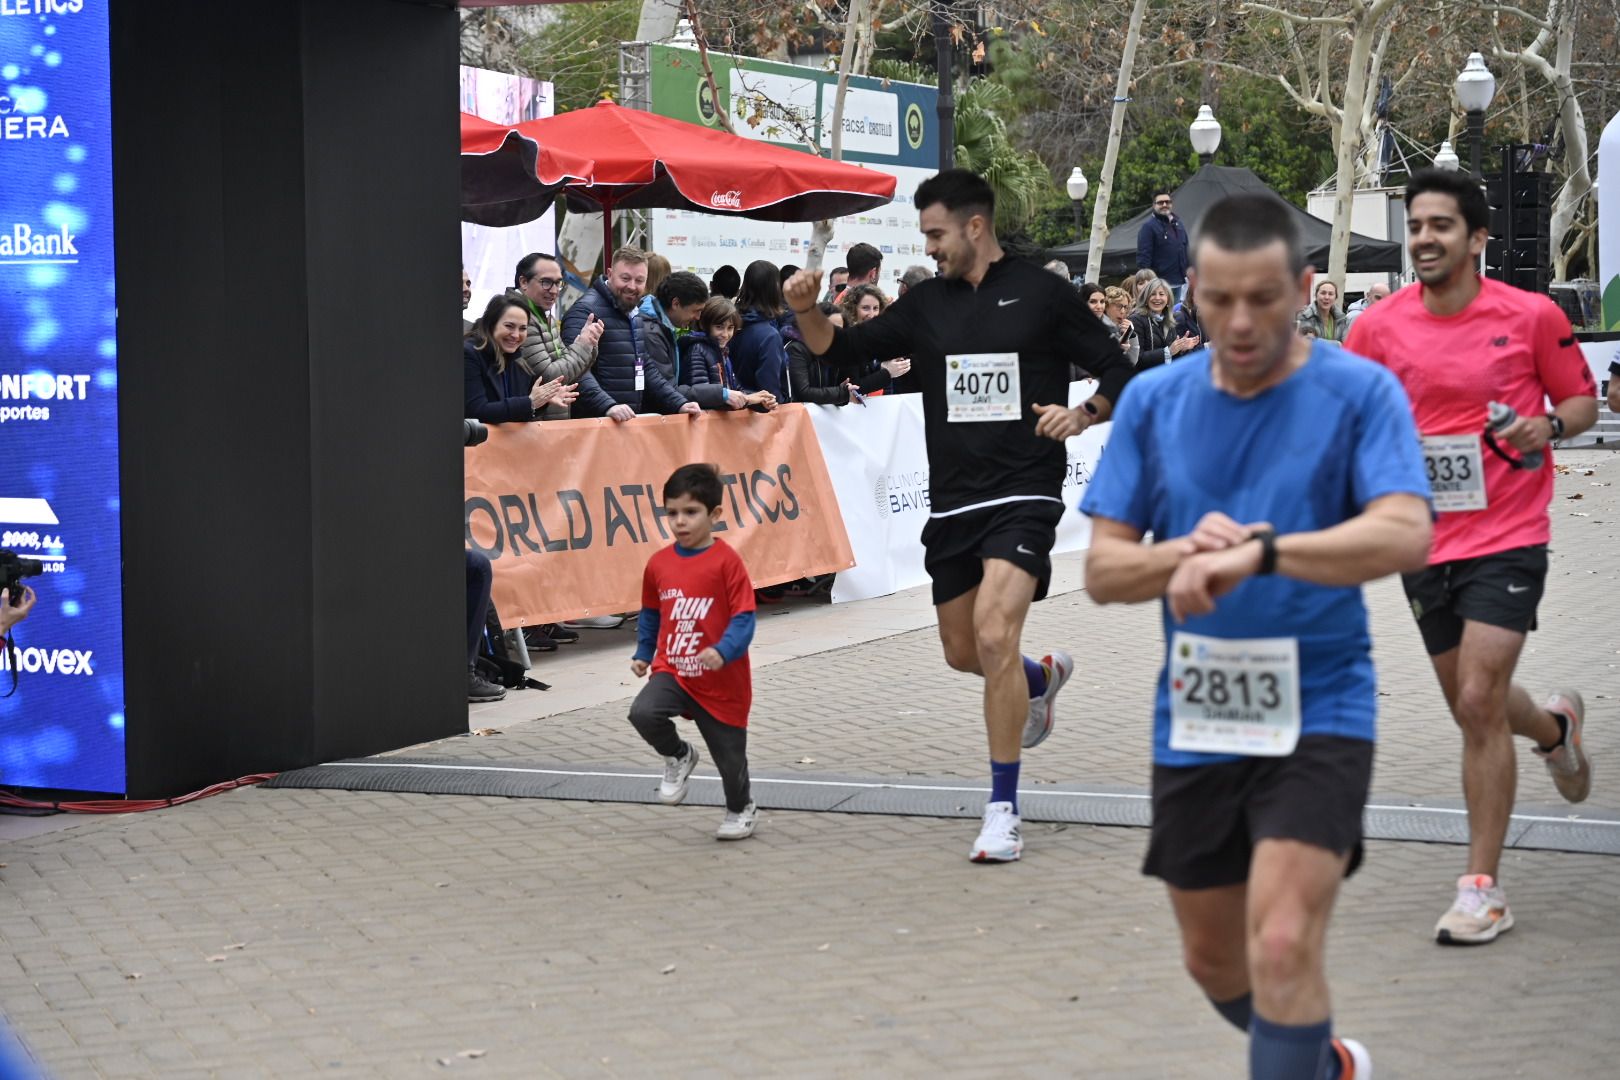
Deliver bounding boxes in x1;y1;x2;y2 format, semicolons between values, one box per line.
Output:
1546;0;1590;284
807;0;869;273
1326;1;1394;287
1086;0;1150;285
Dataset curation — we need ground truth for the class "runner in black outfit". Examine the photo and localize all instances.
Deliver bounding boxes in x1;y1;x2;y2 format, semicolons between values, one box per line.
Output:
783;169;1134;862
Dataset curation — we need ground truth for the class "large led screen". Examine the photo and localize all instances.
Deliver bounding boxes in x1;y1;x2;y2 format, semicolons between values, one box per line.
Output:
0;0;124;793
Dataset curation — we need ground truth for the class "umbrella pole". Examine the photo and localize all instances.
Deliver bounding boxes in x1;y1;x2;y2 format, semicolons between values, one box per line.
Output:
600;196;616;277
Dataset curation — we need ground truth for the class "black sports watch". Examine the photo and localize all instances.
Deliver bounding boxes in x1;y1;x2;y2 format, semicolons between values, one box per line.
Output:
1545;412;1565;441
1246;526;1278;576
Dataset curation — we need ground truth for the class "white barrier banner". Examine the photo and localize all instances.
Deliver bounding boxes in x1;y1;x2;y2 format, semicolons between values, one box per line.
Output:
808;381;1110;604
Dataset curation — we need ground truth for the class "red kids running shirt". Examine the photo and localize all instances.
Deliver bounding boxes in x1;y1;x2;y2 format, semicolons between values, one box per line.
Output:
643;539;756;728
1345;277;1596;565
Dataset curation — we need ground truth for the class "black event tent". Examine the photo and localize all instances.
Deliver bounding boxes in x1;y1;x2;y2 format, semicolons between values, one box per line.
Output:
1048;164;1403;279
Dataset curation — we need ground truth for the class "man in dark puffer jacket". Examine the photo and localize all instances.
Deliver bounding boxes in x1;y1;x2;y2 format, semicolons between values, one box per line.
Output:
634;271;732;409
563;246;695;420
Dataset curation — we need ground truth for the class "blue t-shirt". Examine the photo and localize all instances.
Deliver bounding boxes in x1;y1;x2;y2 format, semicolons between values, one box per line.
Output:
1080;342;1429;767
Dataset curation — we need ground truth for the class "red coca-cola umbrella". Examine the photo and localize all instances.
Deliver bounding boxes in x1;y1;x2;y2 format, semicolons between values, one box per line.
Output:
509;100;898;272
460;112;595;229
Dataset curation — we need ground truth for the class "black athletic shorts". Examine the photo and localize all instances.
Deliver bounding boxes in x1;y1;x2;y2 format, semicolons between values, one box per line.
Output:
1143;736;1374;891
1401;543;1547;656
920;498;1066;606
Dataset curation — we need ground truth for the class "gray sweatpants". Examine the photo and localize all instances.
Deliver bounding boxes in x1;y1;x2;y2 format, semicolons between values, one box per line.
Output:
628;672;752;812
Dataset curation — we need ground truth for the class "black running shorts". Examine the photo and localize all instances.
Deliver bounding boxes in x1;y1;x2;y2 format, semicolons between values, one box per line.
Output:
1143;736;1374;891
920;498;1066;606
1401;544;1547;656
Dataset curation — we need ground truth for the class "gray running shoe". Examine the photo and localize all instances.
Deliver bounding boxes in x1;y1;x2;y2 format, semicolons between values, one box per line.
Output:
1536;689;1591;803
658;743;700;805
1022;650;1073;749
716;802;758;840
1435;874;1514;945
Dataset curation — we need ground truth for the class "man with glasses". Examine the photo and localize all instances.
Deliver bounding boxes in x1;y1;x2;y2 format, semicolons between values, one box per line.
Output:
508;252;603;420
1138;190;1190;300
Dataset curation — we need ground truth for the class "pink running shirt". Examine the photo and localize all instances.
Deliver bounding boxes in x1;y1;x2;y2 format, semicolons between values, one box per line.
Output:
1345;277;1596;565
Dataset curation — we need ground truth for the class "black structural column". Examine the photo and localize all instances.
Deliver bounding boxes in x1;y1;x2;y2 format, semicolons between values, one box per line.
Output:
112;0;465;798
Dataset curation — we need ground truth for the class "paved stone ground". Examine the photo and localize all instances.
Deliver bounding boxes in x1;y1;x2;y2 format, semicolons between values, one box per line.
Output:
2;452;1617;1079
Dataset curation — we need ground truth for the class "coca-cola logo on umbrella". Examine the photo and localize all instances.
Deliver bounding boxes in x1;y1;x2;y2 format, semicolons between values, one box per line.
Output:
710;190;743;209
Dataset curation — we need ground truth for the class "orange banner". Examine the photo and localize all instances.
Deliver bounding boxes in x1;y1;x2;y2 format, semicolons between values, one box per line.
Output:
464;405;855;628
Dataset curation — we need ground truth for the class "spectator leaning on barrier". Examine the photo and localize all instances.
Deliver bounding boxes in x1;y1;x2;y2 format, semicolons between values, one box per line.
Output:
1131;276;1199;370
899;264;932;296
789;302;888;406
730;260;792;402
683;297;778;412
508;252;602;419
1136;189;1190;289
839;284;912;392
636;271;730;408
564;247;697;421
1101;285;1141;366
464;295;579;423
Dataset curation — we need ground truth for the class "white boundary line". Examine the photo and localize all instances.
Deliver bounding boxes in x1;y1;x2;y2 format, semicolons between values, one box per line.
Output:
323;760;1620;828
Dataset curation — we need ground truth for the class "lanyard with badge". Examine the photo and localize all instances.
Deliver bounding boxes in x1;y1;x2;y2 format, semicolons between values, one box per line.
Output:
1168;631;1302;756
629;316;645;391
945;353;1021;422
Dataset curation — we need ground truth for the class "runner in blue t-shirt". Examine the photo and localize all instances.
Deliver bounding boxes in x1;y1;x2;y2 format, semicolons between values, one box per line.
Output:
1081;194;1432;1080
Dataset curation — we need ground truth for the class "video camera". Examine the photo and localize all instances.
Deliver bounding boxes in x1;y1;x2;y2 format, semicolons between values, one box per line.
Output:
1;549;43;604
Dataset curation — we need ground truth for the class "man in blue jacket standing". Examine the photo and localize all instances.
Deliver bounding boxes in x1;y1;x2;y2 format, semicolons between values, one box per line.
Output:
563;246;697;420
1137;190;1190;295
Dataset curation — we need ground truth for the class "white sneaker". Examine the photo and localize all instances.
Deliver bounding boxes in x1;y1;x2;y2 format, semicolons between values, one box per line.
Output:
1434;873;1515;945
563;615;626;630
1022;650;1074;749
969;801;1022;863
658;743;700;805
716;802;758;840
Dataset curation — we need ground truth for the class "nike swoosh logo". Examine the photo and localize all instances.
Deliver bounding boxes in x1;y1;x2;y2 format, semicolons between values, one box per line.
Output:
998;298;1020;307
1507;584;1530;594
1016;544;1035;555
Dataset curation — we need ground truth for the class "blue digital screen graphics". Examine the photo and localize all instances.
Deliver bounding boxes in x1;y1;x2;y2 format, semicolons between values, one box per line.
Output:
0;0;124;793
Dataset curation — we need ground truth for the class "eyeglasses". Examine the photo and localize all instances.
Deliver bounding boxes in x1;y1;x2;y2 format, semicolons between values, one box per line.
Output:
1154;200;1172;207
530;276;563;289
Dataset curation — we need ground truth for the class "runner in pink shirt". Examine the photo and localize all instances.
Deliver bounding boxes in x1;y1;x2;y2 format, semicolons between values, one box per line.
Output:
1346;169;1599;945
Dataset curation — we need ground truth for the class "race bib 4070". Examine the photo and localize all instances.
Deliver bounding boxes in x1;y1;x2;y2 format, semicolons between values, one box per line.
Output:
945;353;1020;422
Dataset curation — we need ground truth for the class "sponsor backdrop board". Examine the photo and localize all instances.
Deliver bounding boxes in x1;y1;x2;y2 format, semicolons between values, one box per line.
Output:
635;44;936;294
0;0;124;792
460;66;555;323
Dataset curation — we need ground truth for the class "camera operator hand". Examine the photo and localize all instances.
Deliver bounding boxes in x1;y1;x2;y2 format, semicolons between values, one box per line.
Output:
1;585;37;637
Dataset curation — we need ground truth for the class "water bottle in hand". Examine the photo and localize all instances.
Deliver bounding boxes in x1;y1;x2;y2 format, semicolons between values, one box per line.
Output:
1486;401;1543;470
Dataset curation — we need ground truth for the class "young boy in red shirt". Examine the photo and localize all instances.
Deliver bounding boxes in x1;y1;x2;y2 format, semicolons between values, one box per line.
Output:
629;463;759;839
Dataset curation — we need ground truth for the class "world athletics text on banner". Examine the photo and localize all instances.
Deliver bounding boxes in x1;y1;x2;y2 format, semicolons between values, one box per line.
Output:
807;382;1109;605
464;407;855;628
0;2;126;793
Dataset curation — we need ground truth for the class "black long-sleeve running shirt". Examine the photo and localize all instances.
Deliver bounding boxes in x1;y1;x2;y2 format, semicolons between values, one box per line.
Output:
816;257;1133;515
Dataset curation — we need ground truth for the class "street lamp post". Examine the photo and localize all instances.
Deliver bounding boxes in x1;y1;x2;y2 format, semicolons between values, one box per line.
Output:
1433;140;1461;172
1455;52;1496;180
1066;166;1089;244
1189;105;1222;167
